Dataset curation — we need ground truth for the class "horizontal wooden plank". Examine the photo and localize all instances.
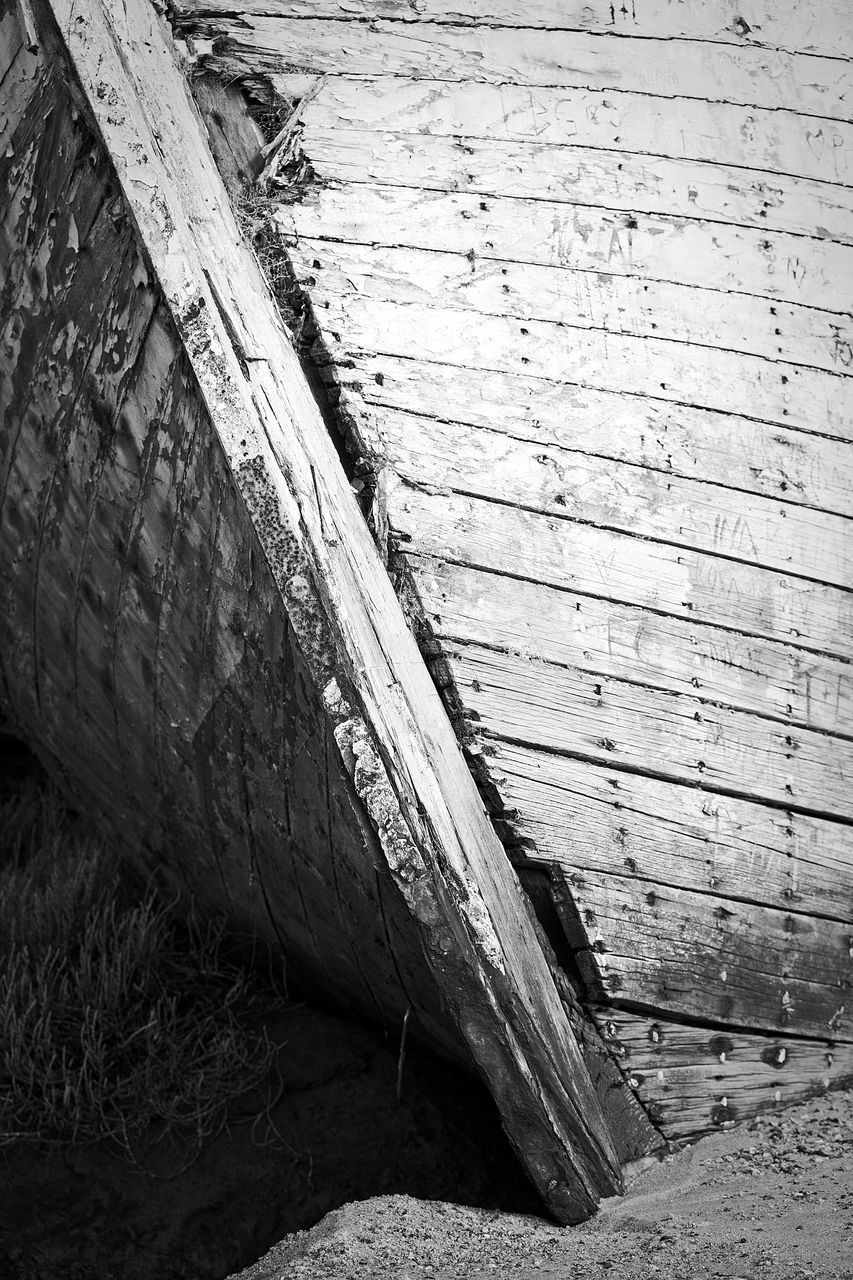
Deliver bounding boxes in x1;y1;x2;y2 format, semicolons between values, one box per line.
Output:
301;127;853;245
375;410;852;587
482;739;853;920
592;1009;853;1138
389;484;853;659
552;867;852;1039
281;185;853;312
291;237;853;378
445;641;853;817
196;18;852;119
411;559;853;736
273;77;853;187
341;355;853;518
174;0;853;61
314;292;851;442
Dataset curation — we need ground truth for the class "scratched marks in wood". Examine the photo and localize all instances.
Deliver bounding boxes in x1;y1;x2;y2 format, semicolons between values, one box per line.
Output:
273;77;853;187
174;0;853;62
312;292;850;442
372;412;851;588
446;642;853;819
191;17;851;119
391;485;853;661
546;867;852;1040
337;357;853;519
282;187;853;314
485;741;853;923
412;560;852;737
291;239;853;381
301;129;853;246
0;55;454;1055
182;0;853;1137
593;1009;853;1137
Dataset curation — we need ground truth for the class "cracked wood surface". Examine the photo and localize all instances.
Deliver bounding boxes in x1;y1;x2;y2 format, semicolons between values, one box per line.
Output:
0;14;455;1057
174;0;853;1141
15;0;638;1222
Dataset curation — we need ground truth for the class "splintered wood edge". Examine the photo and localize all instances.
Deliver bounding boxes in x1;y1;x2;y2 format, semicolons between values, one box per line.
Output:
35;0;641;1220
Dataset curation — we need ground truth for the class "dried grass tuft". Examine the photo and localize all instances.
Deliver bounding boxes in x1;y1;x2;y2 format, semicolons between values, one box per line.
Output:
0;782;281;1166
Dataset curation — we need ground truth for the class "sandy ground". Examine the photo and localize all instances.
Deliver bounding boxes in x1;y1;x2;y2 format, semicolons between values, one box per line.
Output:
232;1091;853;1280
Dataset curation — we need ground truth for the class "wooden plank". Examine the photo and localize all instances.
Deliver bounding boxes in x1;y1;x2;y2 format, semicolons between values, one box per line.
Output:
445;641;853;818
592;1009;853;1138
410;559;853;737
290;237;853;379
50;0;630;1220
480;739;853;921
173;0;853;60
272;76;853;186
550;867;852;1039
193;17;852;119
315;293;850;442
281;186;853;313
389;484;853;660
0;36;41;157
342;355;853;518
301;127;853;245
375;410;853;587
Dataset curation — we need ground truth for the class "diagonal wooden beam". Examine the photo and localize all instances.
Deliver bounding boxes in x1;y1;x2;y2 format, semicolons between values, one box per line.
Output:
38;0;626;1220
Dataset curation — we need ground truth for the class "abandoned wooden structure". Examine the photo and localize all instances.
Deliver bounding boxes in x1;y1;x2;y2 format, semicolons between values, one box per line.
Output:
1;0;850;1221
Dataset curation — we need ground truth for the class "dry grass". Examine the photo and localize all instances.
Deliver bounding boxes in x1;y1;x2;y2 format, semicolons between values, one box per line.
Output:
0;779;282;1166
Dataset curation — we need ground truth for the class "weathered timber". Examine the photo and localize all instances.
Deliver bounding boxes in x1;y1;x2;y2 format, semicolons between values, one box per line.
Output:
281;187;853;313
339;357;853;518
185;0;853;1150
290;238;853;381
410;559;853;737
550;867;852;1040
369;411;852;588
174;0;853;61
0;43;457;1051
445;642;853;819
480;740;853;924
390;484;853;660
270;76;853;186
30;0;637;1220
182;16;851;118
297;129;853;245
593;1009;853;1138
310;292;850;444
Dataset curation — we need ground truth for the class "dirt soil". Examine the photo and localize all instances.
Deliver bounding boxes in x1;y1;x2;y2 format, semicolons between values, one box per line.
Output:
0;1005;536;1279
232;1090;853;1280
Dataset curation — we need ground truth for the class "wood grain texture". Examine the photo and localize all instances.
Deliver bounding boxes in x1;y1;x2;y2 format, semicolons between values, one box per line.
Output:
410;559;853;737
0;47;455;1056
592;1009;853;1138
174;0;853;60
552;867;852;1040
37;0;637;1218
370;409;852;587
482;740;853;923
180;0;853;1145
300;128;853;245
290;237;853;380
446;642;853;819
338;355;853;518
311;291;851;442
272;76;853;186
188;16;852;118
281;185;853;313
390;484;853;660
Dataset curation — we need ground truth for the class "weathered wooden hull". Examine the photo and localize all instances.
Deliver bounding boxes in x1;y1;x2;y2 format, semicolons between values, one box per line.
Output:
1;0;851;1222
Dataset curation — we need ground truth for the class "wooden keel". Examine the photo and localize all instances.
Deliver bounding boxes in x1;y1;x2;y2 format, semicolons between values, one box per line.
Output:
11;0;640;1221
